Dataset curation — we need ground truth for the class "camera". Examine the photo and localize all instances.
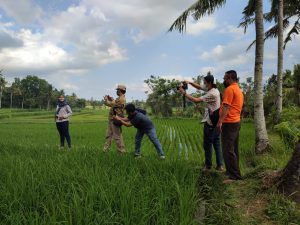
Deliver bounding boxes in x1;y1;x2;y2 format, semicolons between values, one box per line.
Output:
176;81;188;91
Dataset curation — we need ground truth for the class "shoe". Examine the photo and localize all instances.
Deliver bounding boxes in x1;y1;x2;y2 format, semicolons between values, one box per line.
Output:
223;179;235;184
216;166;224;172
159;155;166;160
202;166;211;172
59;146;64;150
134;155;142;158
103;147;110;152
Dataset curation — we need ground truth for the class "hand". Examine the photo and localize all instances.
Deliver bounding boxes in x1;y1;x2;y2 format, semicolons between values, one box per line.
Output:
216;122;222;135
114;115;121;121
59;116;65;120
104;95;108;101
107;95;113;101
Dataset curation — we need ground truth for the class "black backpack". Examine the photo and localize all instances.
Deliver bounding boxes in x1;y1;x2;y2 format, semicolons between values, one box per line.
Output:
208;108;220;127
136;108;147;115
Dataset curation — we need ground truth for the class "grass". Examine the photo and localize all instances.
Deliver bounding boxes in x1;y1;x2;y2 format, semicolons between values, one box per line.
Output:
0;109;299;224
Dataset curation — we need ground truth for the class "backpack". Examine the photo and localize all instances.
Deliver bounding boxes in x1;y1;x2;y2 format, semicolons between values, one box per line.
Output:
208;108;220;127
136;108;147;115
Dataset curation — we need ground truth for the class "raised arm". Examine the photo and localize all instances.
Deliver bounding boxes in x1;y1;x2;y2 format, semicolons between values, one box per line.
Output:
178;87;203;103
185;80;205;91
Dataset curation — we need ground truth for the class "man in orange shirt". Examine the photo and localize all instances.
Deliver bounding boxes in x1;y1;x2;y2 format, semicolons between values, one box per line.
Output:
216;70;244;182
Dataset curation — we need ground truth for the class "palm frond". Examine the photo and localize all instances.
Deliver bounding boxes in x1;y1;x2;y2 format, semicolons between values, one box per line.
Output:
284;19;300;49
246;17;291;51
169;0;226;33
239;0;255;33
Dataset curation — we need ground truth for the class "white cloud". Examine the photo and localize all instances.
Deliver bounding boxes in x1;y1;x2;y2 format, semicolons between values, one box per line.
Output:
186;17;217;36
161;75;193;81
199;41;252;66
0;0;42;24
218;24;245;39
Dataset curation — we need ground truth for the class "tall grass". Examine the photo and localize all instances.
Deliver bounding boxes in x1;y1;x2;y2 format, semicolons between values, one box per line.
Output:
1;109;296;224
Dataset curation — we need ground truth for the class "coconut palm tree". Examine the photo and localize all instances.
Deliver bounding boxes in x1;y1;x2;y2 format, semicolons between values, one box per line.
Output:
169;0;271;153
240;0;300;50
275;0;284;124
0;71;6;109
240;0;300;124
253;0;271;153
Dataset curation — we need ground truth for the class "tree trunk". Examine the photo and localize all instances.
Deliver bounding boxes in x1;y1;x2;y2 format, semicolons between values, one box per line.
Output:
278;140;300;204
275;0;284;124
0;88;2;109
10;92;13;109
21;96;24;109
254;0;271;153
47;99;50;111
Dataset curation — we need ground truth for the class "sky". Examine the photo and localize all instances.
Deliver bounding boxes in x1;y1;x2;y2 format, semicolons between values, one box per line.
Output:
0;0;299;101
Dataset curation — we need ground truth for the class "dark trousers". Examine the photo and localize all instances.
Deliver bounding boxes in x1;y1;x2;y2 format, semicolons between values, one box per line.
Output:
221;122;242;180
203;122;223;168
56;121;71;148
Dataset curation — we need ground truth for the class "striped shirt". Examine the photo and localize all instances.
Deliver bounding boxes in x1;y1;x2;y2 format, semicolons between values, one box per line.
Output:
199;87;221;126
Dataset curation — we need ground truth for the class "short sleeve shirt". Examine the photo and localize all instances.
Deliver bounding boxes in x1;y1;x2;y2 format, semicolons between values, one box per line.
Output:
199;88;221;125
128;112;154;131
220;83;244;123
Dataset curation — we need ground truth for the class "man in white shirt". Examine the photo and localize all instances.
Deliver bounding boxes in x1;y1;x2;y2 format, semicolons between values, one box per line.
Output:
178;75;223;171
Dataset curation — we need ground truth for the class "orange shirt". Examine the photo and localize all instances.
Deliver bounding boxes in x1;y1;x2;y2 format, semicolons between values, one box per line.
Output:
220;83;244;123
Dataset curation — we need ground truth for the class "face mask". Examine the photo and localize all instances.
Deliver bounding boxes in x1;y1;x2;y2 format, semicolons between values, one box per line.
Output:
203;85;208;92
223;81;229;88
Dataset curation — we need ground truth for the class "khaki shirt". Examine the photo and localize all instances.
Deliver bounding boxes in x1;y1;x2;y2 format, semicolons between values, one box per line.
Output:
105;95;126;120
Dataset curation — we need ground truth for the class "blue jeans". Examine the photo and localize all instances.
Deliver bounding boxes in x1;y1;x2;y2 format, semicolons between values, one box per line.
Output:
135;128;165;156
203;122;222;168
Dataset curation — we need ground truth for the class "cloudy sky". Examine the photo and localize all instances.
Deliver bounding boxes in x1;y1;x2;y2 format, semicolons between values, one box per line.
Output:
0;0;299;100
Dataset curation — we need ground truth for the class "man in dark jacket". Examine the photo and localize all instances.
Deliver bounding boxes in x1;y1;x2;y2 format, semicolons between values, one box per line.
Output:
114;103;165;159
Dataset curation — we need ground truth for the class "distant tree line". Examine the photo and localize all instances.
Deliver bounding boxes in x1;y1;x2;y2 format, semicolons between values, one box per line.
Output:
0;73;89;110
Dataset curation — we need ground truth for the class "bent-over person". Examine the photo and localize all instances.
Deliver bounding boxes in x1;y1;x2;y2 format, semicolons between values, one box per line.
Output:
114;104;165;159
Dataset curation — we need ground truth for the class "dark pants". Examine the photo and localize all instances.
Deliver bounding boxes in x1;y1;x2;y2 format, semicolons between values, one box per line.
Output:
221;122;242;180
56;121;71;148
203;122;222;168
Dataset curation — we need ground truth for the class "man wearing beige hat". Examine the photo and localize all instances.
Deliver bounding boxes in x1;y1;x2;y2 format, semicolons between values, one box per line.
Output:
103;85;127;153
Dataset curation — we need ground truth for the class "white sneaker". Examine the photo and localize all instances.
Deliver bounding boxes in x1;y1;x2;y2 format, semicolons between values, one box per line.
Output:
159;155;166;160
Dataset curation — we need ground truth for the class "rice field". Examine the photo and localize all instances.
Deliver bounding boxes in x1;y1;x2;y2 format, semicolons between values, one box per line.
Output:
0;109;256;225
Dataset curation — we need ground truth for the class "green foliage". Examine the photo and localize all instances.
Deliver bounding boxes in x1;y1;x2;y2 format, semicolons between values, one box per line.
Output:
0;110;298;224
0;74;87;110
274;107;300;148
144;75;181;117
265;193;300;224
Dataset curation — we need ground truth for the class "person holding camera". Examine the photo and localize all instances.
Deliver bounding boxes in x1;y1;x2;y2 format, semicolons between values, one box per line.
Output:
114;103;166;159
103;85;126;153
178;75;223;171
55;95;72;149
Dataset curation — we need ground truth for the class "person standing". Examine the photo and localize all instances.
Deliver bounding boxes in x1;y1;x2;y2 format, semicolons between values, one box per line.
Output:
103;85;126;153
216;70;244;182
55;95;72;149
179;75;223;171
114;103;165;159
